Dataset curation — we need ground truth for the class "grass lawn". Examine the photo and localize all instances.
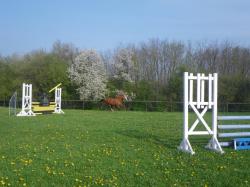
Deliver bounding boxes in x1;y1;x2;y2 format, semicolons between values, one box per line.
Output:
0;107;250;186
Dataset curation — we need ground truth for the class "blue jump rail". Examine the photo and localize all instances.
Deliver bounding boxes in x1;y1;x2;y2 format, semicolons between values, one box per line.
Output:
234;138;250;150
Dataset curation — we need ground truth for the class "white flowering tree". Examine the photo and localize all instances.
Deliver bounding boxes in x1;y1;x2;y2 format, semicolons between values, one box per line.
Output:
113;48;134;82
68;50;107;100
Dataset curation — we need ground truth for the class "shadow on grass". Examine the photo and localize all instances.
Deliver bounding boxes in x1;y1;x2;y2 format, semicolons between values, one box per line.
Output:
116;129;212;150
116;129;180;149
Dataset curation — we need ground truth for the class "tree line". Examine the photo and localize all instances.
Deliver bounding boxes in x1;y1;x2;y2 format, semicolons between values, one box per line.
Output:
0;39;249;103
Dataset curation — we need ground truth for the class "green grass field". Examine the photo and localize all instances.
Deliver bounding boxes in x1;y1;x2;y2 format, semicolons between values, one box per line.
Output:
0;107;250;186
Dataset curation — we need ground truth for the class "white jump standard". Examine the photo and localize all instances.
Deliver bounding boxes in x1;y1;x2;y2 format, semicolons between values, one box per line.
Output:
50;84;64;114
178;72;224;154
17;83;35;116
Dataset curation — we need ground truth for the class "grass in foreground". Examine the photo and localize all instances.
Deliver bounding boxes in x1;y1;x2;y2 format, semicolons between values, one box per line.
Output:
0;107;250;186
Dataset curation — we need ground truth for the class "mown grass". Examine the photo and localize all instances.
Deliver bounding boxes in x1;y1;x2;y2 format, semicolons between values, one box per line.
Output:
0;107;250;186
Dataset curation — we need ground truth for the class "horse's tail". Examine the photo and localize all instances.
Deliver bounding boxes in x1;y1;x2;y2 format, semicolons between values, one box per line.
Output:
100;98;108;110
100;99;105;104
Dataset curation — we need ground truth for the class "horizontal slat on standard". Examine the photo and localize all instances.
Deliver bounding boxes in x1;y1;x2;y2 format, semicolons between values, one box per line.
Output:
189;102;214;106
188;75;213;80
219;142;232;147
188;131;211;135
218;125;250;129
218;116;250;120
218;132;250;138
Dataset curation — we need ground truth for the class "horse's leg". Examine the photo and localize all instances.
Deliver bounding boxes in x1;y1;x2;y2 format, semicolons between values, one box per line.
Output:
121;103;127;111
123;104;127;111
109;105;114;112
114;104;119;111
117;103;126;111
119;104;124;111
114;104;120;111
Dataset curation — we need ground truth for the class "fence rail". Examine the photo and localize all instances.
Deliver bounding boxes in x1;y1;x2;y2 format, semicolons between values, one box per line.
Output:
1;100;250;112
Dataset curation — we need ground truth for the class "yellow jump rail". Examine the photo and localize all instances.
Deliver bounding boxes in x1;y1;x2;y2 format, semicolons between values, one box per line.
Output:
32;102;56;114
49;83;62;93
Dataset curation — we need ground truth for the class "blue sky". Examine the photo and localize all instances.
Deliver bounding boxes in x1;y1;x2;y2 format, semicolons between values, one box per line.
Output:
0;0;250;56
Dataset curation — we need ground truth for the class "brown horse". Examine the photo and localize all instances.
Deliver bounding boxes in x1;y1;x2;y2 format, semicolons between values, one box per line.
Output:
102;94;128;111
